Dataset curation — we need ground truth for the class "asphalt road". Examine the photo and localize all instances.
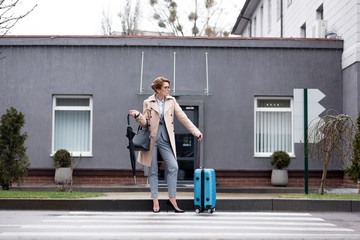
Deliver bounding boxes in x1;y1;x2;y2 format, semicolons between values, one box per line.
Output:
1;210;360;239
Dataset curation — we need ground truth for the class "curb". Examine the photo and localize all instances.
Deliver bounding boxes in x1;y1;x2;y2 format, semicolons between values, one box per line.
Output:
13;186;318;193
1;198;359;212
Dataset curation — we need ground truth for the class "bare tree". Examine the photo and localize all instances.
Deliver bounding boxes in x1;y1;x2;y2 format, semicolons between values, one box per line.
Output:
118;0;141;35
309;110;357;194
189;0;223;36
150;0;184;36
101;9;113;35
0;0;37;37
150;0;230;37
202;0;230;37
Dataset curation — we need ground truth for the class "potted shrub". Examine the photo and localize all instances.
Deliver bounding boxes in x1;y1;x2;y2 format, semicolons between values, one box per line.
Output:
270;151;291;187
53;149;72;185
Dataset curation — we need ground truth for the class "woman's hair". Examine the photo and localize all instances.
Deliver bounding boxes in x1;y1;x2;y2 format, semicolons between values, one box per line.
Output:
151;77;170;93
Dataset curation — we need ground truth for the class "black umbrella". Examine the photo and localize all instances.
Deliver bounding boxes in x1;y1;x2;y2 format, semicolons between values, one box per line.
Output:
126;114;136;184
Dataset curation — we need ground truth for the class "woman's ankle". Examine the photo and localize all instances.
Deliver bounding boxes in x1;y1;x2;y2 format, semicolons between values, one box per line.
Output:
153;198;159;209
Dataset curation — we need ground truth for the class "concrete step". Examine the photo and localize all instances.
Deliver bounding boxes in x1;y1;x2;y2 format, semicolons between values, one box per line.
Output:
0;198;359;212
12;184;319;193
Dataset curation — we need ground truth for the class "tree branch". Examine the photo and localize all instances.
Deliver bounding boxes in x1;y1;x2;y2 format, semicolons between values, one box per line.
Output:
0;1;37;37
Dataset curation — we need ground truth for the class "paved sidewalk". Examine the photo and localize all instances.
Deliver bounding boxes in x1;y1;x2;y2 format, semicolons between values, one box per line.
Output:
85;191;283;199
2;183;359;212
14;183;319;194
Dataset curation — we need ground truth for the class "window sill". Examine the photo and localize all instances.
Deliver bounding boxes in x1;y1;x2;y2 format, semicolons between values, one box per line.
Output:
50;153;93;158
254;154;296;158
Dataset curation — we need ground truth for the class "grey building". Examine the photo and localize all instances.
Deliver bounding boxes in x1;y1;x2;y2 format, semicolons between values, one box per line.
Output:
232;0;360;125
0;36;346;187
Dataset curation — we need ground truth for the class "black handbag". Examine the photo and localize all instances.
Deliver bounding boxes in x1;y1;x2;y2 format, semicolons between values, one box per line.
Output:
132;118;151;151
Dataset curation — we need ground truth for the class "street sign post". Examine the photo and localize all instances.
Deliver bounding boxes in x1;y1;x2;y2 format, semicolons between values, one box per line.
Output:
294;88;326;194
304;89;308;194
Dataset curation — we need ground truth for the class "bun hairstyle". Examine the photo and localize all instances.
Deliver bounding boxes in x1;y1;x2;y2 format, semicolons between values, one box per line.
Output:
151;77;170;93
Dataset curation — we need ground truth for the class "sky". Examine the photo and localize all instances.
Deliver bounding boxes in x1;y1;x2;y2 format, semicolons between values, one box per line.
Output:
8;0;246;36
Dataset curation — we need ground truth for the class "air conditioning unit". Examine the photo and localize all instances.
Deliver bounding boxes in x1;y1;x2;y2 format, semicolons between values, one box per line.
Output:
312;20;327;38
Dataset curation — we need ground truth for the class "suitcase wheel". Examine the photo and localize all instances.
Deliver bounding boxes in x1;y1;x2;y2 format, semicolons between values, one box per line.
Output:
195;209;201;214
207;208;215;214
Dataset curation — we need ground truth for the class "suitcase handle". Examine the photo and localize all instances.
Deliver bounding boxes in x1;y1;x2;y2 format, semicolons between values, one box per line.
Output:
196;136;204;169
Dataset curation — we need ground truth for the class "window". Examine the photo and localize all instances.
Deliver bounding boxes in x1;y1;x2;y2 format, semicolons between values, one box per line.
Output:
300;23;306;38
316;4;324;20
260;5;264;37
254;97;293;157
52;95;93;157
253;16;257;37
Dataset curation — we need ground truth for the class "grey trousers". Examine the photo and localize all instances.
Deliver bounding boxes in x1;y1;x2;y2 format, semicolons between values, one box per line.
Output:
148;136;178;199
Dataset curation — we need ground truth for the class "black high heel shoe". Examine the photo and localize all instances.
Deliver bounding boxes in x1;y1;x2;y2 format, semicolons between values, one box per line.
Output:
153;208;160;213
167;200;185;213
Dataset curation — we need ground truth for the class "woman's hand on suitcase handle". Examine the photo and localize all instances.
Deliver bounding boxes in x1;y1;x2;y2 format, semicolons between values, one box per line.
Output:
129;110;140;118
197;133;203;141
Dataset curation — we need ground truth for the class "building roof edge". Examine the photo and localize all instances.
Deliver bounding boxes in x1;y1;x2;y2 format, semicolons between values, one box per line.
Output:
0;35;343;50
231;0;251;35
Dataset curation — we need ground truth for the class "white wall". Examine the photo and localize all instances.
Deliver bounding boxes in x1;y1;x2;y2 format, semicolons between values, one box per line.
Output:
241;0;359;69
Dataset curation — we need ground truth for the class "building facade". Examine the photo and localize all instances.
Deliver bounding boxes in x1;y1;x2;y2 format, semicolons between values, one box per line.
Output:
0;36;350;187
232;0;360;120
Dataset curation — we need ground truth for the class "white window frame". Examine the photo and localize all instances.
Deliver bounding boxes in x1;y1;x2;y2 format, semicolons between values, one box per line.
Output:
254;96;294;157
51;95;93;157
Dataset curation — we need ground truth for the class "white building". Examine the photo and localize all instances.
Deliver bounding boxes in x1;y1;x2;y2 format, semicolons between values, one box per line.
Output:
232;0;360;118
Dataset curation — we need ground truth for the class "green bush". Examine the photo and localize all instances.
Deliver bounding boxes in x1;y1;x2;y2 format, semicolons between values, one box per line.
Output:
53;149;71;168
270;151;291;170
0;107;30;190
344;112;360;182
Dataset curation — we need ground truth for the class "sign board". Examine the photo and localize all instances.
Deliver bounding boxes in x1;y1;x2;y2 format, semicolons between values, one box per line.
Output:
293;89;326;143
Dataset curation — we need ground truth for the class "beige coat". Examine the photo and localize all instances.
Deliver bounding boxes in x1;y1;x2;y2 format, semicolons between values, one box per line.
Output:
136;94;201;167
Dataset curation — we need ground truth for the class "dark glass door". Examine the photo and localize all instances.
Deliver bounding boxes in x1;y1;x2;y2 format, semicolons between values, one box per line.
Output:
175;106;198;181
158;106;199;182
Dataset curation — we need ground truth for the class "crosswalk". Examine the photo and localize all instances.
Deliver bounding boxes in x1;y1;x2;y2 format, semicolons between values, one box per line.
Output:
1;211;360;239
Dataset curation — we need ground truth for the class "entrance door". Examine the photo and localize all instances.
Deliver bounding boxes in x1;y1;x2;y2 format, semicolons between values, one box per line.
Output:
158;106;199;182
174;106;198;182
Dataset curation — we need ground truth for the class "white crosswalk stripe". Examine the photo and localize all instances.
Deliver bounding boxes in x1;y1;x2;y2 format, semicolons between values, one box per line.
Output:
42;219;335;226
0;211;359;239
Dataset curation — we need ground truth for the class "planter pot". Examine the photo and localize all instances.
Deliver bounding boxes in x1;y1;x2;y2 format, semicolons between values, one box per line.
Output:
271;169;288;187
54;167;72;185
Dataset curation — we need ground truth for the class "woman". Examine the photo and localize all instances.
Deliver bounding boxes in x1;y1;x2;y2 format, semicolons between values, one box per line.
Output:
129;77;203;213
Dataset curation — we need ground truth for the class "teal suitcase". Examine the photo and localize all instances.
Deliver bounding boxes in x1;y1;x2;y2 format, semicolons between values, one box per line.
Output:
194;168;216;213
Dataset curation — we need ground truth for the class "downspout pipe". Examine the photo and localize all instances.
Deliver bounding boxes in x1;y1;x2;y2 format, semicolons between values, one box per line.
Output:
241;16;252;37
